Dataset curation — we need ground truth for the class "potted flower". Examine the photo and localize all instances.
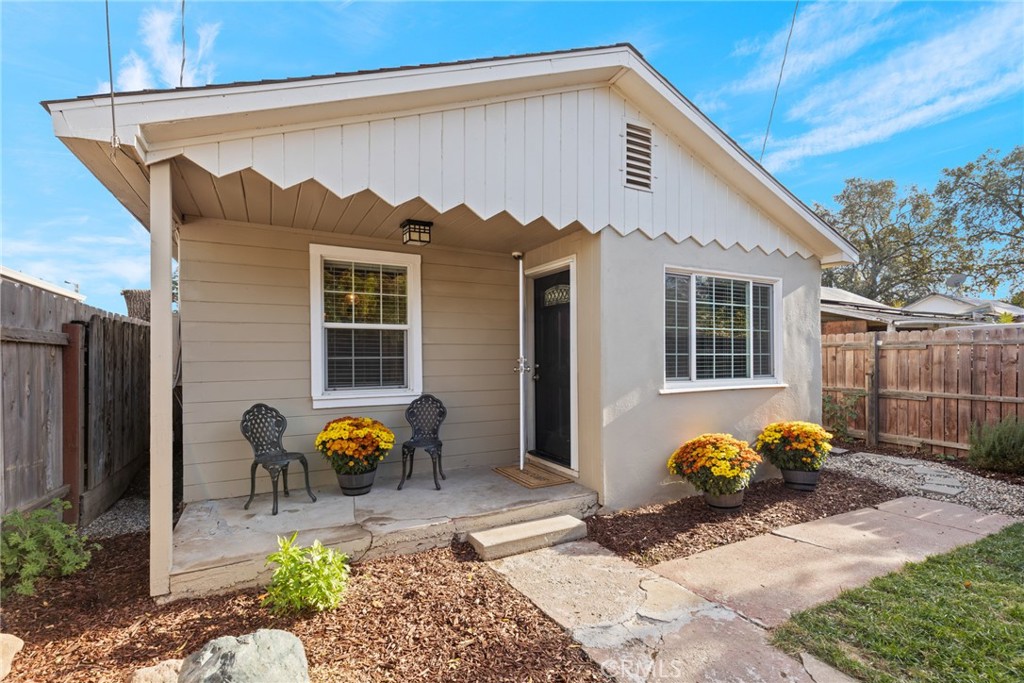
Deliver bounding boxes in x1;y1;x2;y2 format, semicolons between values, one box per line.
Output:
754;421;832;492
667;433;761;509
315;416;395;496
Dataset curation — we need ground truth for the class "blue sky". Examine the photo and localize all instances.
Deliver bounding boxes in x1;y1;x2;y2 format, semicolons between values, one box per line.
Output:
3;1;1023;313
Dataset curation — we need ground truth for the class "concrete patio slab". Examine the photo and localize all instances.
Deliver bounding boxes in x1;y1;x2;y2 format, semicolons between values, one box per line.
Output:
170;464;597;599
652;533;889;627
875;496;1021;535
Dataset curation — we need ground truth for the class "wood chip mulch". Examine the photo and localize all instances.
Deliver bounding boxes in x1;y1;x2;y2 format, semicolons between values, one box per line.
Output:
0;534;609;683
586;471;902;567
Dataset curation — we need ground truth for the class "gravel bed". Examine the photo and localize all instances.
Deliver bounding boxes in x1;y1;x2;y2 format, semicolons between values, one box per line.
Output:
82;497;149;539
825;451;1024;517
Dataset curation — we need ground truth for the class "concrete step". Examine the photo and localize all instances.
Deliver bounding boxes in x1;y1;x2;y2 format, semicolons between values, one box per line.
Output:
468;514;587;561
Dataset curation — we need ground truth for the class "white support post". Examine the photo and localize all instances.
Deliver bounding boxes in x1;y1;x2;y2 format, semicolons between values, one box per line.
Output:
149;160;174;597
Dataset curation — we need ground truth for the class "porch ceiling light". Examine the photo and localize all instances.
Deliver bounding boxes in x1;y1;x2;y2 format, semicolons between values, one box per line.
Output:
401;219;432;246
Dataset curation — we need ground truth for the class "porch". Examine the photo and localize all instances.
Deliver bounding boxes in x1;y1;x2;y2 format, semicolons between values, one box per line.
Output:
168;463;599;599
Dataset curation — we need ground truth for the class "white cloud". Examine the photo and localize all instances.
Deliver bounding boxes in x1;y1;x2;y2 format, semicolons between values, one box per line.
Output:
762;3;1024;171
721;2;900;96
105;6;221;92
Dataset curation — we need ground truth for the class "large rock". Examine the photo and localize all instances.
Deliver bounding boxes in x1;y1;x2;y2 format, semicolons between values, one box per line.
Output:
0;634;24;681
130;659;182;683
177;629;309;683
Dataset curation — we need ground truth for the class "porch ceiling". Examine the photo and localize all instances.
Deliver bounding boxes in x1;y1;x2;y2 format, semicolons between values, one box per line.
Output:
173;157;580;253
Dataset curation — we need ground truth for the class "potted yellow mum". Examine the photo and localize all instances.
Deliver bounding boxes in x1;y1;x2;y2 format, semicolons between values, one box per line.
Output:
754;421;832;492
315;416;395;496
667;433;761;509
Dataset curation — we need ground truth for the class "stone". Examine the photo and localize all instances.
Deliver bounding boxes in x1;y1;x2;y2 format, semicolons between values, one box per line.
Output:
130;659;182;683
919;482;963;496
467;515;587;560
829;447;849;455
178;629;309;683
801;652;859;683
0;634;24;681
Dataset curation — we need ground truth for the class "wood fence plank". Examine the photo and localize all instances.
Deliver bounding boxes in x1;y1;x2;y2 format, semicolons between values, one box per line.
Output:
943;336;959;453
999;327;1018;421
907;330;921;438
930;334;945;454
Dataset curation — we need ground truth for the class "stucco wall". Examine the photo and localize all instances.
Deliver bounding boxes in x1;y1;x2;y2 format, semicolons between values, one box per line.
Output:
597;229;822;510
179;218;521;502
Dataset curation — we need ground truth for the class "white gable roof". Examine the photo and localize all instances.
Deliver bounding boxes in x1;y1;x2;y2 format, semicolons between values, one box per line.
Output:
44;44;856;265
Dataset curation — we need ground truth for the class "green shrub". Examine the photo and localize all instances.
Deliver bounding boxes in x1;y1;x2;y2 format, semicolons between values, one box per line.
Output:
262;532;350;614
822;392;859;441
1;500;96;597
968;417;1024;474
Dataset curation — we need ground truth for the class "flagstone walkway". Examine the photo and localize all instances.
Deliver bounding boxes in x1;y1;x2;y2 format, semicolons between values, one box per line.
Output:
488;496;1019;682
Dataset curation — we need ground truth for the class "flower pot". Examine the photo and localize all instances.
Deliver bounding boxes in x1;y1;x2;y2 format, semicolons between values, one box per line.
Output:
704;491;744;510
781;469;820;492
337;469;377;496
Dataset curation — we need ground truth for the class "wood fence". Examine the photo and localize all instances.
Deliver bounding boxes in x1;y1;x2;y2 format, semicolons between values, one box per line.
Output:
1;277;150;525
822;325;1024;454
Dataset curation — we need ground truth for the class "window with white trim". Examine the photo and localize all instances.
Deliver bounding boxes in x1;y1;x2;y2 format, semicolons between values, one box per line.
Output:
310;245;422;408
665;271;777;385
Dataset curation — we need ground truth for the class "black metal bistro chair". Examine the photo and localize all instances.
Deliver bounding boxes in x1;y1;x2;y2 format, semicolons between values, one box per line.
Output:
240;403;316;515
398;394;448;491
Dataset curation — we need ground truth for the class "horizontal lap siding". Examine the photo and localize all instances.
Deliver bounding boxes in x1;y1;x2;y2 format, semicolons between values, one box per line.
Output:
180;219;519;502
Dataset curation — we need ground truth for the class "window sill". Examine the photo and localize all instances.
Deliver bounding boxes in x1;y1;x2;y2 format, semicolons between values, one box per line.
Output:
659;382;788;395
313;392;420;410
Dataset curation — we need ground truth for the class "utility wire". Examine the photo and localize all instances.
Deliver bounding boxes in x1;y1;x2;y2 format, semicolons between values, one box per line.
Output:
759;0;799;164
179;0;186;87
104;0;120;154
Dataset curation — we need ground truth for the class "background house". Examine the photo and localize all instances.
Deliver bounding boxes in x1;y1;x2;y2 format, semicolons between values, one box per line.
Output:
904;293;1024;322
821;286;976;333
45;44;856;596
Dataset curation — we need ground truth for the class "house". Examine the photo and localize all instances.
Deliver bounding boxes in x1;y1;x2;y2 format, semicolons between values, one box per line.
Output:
821;286;975;333
43;44;857;596
904;293;1024;322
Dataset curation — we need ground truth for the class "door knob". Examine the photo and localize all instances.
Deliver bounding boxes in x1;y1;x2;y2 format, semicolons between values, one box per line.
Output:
532;363;541;381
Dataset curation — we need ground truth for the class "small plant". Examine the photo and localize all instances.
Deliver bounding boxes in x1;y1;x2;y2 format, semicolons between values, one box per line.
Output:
0;500;96;597
315;416;395;475
822;393;858;441
968;417;1024;474
262;532;350;614
755;421;833;471
667;433;761;495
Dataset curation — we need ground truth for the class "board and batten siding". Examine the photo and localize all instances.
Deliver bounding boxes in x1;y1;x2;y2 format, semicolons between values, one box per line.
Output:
177;87;812;259
179;218;520;502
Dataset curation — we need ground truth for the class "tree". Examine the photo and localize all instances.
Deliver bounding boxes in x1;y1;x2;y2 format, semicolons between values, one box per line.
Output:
934;146;1024;291
818;178;969;305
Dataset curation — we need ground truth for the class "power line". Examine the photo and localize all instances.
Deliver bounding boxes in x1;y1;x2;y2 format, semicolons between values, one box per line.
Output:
179;0;186;87
759;0;799;164
104;0;120;154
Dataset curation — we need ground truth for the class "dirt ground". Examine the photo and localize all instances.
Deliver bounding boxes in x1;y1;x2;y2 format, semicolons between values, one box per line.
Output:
0;534;609;683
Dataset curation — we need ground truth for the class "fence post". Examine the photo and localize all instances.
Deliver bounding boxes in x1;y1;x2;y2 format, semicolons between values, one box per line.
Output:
61;322;86;524
866;331;880;447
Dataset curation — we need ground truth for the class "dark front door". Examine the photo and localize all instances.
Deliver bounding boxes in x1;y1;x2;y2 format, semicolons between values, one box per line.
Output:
530;270;571;467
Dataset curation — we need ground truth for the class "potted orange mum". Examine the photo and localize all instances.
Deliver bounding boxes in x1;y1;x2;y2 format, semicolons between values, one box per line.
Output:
754;421;832;492
315;416;395;496
667;433;761;509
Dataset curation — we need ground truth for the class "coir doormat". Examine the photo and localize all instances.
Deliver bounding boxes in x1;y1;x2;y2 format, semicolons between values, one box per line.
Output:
494;462;573;489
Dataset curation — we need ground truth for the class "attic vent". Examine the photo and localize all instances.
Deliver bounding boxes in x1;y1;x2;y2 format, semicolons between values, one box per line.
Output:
624;122;653;190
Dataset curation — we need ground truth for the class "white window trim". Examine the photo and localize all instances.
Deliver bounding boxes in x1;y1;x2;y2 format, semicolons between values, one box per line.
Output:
662;265;784;394
309;244;422;409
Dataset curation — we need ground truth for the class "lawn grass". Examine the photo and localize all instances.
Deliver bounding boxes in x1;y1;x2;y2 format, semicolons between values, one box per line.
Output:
772;522;1024;683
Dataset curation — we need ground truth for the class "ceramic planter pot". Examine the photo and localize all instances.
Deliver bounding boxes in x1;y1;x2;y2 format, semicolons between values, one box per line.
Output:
703;491;744;510
337;469;377;496
781;469;820;492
